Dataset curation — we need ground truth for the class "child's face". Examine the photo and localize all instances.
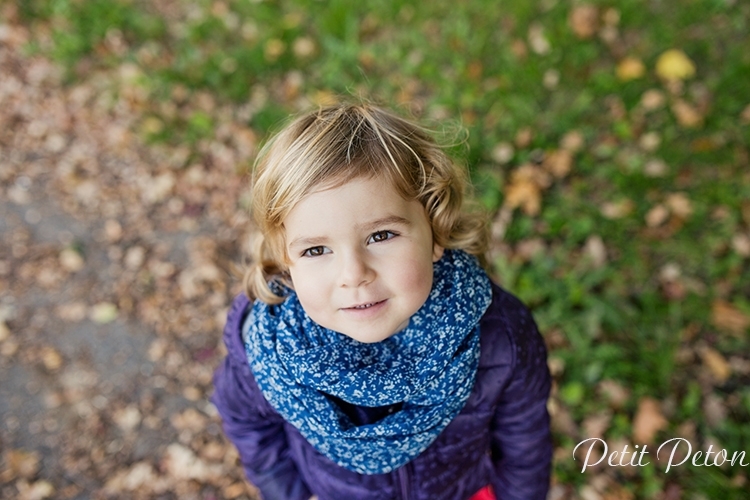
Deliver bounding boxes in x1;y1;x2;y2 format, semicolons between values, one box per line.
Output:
284;175;444;343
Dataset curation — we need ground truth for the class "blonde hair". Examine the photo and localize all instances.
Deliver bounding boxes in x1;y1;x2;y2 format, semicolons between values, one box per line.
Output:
245;102;489;304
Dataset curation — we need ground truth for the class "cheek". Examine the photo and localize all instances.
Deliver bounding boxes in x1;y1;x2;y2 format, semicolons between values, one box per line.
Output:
394;257;434;302
288;267;329;311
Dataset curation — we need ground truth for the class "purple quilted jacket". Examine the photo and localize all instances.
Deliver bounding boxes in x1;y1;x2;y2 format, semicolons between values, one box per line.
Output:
212;283;552;500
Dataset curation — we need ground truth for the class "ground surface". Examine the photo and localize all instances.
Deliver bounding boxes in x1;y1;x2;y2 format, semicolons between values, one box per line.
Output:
1;21;259;499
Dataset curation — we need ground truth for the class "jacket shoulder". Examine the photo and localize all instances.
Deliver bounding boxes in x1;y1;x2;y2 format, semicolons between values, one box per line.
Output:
223;293;252;364
478;282;541;369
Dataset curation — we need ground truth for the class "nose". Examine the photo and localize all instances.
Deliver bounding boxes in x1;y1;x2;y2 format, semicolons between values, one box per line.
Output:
338;250;374;288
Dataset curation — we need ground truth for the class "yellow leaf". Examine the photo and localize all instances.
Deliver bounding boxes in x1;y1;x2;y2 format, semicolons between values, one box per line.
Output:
90;302;119;324
655;49;696;81
616;57;645;81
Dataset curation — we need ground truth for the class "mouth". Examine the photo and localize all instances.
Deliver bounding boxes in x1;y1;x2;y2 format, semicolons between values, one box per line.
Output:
344;299;386;310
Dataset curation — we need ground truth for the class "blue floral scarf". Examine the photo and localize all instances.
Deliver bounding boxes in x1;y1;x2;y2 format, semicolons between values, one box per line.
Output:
242;250;492;474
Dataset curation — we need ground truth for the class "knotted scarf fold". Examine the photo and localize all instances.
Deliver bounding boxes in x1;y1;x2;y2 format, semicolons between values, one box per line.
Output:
243;250;492;474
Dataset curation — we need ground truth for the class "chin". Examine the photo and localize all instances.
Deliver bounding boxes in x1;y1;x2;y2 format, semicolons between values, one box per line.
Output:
341;327;396;344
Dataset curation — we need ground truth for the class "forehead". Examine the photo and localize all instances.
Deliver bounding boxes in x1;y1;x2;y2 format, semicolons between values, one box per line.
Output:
283;176;428;242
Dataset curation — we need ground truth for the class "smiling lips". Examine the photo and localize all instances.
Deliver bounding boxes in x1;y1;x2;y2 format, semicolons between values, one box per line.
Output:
344;300;386;311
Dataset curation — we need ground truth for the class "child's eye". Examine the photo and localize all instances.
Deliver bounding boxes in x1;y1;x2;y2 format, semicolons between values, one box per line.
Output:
368;230;397;244
302;246;329;257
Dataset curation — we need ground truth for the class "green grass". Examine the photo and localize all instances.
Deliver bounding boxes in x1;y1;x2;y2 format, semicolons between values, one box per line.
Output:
14;0;750;497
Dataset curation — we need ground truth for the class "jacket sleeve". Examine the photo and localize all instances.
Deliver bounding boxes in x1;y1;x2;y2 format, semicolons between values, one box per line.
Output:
212;298;312;500
489;300;552;500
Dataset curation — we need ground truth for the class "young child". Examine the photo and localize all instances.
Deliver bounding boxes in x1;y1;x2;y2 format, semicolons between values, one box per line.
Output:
212;103;552;500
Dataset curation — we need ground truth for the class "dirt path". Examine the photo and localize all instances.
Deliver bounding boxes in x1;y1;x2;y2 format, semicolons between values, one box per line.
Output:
1;19;259;500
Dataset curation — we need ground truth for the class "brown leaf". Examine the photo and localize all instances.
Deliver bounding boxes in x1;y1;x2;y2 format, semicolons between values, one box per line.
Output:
640;89;666;111
702;393;727;428
665;192;693;219
560;130;585;152
699;346;732;383
40;346;63;371
542;149;573;178
163;443;223;481
569;4;599;39
645;204;669;227
582;411;612;439
672;99;703;128
712;300;750;336
59;248;85;272
732;233;750;257
6;449;41;478
600;199;634;219
741;104;750;125
598;379;630;409
584;235;607;268
632;397;668;444
503;165;550;216
616;57;645;81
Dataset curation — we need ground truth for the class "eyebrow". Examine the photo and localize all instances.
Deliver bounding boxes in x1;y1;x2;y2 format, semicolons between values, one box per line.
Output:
287;215;412;250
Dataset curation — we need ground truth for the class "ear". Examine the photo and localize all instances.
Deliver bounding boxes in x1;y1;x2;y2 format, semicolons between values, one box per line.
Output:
432;243;444;262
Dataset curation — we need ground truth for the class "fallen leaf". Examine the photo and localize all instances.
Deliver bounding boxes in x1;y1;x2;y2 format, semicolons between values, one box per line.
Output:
711;300;750;336
645;204;669;227
163;443;223;481
17;480;55;500
515;127;534;148
640;89;666;111
490;142;514;164
560;130;585;152
598;379;630;409
124;246;146;270
41;346;63;371
600;199;634;219
741;104;750;125
542;149;573;178
732;233;750;257
292;36;316;58
699;345;731;383
665;192;693;219
639;131;661;152
7;449;41;478
515;238;546;261
54;302;87;321
90;302;118;324
671;99;703;128
616;57;645;81
632;397;668;444
643;159;669;177
528;23;550;55
569;4;599;39
584;235;607;268
503;165;551;216
170;408;208;433
582;411;612;439
103;219;123;242
702;393;727;428
59;248;85;272
655;49;696;81
0;321;9;342
113;405;142;432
